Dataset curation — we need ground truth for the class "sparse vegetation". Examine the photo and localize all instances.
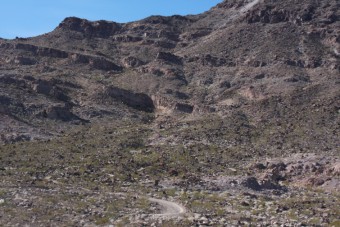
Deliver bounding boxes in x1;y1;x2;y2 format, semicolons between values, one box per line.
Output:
0;0;339;225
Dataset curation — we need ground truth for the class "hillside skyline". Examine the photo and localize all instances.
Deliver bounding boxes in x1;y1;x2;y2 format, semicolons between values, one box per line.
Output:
0;0;221;39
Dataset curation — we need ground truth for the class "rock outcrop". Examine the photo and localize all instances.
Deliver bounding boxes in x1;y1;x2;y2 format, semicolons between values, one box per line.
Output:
5;56;36;65
58;17;122;38
89;57;122;71
250;154;340;192
122;56;145;68
152;95;194;114
70;53;122;71
32;79;70;102
156;52;182;65
39;104;83;122
105;86;155;112
14;43;69;58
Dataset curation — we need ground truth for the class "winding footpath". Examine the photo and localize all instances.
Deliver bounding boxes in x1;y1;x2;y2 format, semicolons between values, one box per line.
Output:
61;185;187;219
148;198;187;218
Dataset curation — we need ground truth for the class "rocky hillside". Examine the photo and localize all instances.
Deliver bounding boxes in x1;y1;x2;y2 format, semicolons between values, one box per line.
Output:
0;0;339;226
0;0;338;148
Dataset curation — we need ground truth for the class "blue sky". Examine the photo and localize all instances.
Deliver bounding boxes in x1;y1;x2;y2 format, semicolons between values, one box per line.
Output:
0;0;222;39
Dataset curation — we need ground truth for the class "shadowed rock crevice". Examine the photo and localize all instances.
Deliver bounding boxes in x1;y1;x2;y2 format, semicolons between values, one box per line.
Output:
38;104;88;123
105;86;155;112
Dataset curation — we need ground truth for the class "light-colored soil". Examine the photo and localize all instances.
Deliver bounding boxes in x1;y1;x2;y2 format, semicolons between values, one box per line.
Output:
148;197;187;218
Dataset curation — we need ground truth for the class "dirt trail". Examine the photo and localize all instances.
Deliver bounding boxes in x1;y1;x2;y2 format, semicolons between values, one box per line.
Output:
148;198;187;218
57;185;187;219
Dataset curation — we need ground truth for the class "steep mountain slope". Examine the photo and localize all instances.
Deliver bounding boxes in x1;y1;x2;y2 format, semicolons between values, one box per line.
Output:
0;0;339;226
0;0;338;146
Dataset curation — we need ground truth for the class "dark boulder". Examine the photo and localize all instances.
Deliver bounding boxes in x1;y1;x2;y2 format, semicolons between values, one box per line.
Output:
174;103;194;113
241;177;262;191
